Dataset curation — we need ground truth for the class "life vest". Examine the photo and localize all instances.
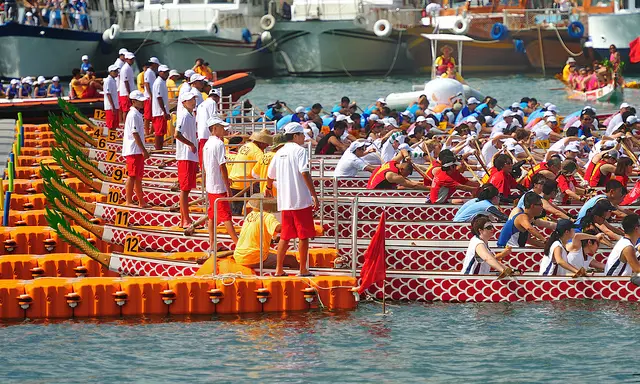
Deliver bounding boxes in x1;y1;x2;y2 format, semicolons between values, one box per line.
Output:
423;160;441;185
589;160;611;187
521;162;548;189
315;131;338;155
367;160;400;190
613;174;628;187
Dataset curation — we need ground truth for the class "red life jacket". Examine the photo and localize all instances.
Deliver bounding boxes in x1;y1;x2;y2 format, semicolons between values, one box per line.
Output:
367;160;400;189
423;160;441;186
585;160;596;181
613;174;629;187
521;162;548;189
589;160;611;187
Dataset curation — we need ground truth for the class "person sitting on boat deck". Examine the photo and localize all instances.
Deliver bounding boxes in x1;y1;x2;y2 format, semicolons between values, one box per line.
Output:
315;120;349;155
430;150;479;203
122;90;150;208
32;77;47;98
229;129;273;215
103;65;120;130
587;150;617;187
490;110;519;137
539;219;597;277
367;149;428;190
441;64;465;83
454;97;480;124
79;54;91;74
461;215;513;277
175;91;199;228
612;156;634;187
555;160;588;204
605;103;632;135
203;116;238;247
567;229;606;272
520;156;562;189
167;70;181;99
291;106;306;123
532;115;563;147
605;214;640;276
562;58;577;83
512;176;572;220
252;134;286;196
334;140;377;178
233;193;300;270
497;192;552;248
488;154;520;202
47;76;63;97
5;79;20;99
331;96;353;115
380;129;405;163
69;68;101;99
435;45;456;76
453;184;509;223
576;179;627;227
19;77;32;98
474;97;498;118
577;200;621;242
303;121;319;145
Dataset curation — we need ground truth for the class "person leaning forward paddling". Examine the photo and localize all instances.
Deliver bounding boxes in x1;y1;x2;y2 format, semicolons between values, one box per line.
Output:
265;122;319;277
366;149;429;190
461;215;514;278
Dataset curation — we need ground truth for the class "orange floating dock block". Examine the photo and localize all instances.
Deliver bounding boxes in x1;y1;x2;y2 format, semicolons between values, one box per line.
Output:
3;192;105;211
214;277;263;314
19;147;52;157
19;124;51;133
71;277;123;318
10;178;91;195
0;280;26;320
0;255;39;280
119;276;170;316
314;276;357;310
22;138;56;148
166;277;216;315
23;277;74;319
261;277;308;312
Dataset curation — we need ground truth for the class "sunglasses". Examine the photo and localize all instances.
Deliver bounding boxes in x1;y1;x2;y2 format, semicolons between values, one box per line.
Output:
482;225;494;231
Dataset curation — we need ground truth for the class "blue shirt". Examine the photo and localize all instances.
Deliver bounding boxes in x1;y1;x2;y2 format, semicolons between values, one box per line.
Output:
575;194;606;226
455;106;472;124
81;62;91;72
453;198;493;222
49;84;62;97
497;212;529;247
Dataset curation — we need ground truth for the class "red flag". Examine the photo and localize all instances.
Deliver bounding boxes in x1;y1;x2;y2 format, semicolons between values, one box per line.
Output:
630;37;640;64
621;181;640;206
358;212;386;294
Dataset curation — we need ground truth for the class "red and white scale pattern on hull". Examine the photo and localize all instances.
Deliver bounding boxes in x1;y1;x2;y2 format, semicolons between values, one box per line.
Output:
103;226;235;253
89;147;170;167
100;161;178;180
111;254;200;276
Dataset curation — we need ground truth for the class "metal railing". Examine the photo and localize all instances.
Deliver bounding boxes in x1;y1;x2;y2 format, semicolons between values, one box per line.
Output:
502;8;585;30
2;7;110;33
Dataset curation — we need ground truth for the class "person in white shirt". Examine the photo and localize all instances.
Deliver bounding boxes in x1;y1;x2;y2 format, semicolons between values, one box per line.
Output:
103;65;120;130
605;214;640;276
177;73;205;116
114;48;127;69
118;51;136;119
174;91;199;228
266;122;319;276
151;64;170;150
203;116;238;247
143;57;160;135
122;90;150;207
189;75;206;107
196;87;220;167
334;141;377;178
605;103;631;136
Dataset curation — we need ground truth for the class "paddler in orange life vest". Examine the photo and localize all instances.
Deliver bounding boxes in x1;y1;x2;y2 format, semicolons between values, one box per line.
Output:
588;150;618;187
435;45;456;76
520;156;562;189
367;149;430;190
430;149;480;204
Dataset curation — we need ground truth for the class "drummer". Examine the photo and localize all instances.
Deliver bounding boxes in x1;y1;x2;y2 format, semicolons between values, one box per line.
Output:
461;215;513;277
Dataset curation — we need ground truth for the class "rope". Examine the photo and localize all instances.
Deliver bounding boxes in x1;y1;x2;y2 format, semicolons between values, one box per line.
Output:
163;31;277;58
553;26;583;57
382;28;403;78
333;29;353;78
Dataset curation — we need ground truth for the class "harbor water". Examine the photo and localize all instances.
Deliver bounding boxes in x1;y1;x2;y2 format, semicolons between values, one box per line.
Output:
4;74;640;382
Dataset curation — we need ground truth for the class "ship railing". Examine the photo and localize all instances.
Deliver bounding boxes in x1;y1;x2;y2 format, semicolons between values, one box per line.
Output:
361;7;424;29
502;7;586;30
3;7;110;33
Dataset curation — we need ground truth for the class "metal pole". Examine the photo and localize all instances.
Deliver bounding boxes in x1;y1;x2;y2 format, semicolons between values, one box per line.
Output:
537;26;546;76
213;201;218;275
259;198;263;276
319;159;325;226
333;182;338;250
351;196;358;277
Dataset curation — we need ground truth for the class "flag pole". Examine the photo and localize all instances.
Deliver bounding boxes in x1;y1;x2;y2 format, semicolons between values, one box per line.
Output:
382;279;386;314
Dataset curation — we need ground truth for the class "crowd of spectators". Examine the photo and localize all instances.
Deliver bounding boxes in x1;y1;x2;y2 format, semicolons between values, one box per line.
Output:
1;0;91;30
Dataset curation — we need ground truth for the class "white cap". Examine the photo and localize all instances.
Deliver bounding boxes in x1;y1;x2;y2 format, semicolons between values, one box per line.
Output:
295;106;305;114
179;92;196;103
565;143;580;153
620;102;631;109
37;75;45;83
626;115;638;125
547;104;558;112
124;52;135;59
108;64;120;72
602;140;616;149
544;102;552;108
283;122;304;134
516;110;524;117
368;114;379;122
543;111;554;117
548;116;557;123
416;116;426;123
466;116;478;123
148;57;160;64
81;55;89;61
26;11;32;16
511;102;521;109
184;69;195;78
485;116;494;126
349;140;370;153
22;77;32;84
157;64;169;72
467;97;480;104
583;105;596;112
567;57;576;64
209;88;221;97
129;90;147;101
384;117;399;128
336;114;353;124
376;97;386;104
52;76;60;82
169;69;180;77
10;79;18;85
207;116;230;128
425;117;436;127
503;110;515;117
189;74;205;83
398;143;411;151
118;48;128;55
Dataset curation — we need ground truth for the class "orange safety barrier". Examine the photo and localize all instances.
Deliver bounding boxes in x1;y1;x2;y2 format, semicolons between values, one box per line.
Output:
119;277;170;316
22;138;56;148
3;192;105;211
167;277;216;315
71;278;123;318
23;277;74;318
0;226;115;255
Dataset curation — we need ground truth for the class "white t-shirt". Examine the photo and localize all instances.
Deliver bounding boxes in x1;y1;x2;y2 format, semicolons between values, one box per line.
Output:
103;75;119;111
567;248;593;271
190;87;204;107
532;123;552;141
177;82;191;116
606;113;623;136
267;142;313;211
203;135;228;194
334;152;368;178
122;107;144;156
426;2;441;14
503;138;525;156
118;62;135;96
490;120;509;136
539;240;569;276
461;236;492;275
380;140;397;163
196;98;217;141
481;140;499;168
114;58;124;69
151;77;169;117
175;109;198;162
547;139;567;156
143;68;156;98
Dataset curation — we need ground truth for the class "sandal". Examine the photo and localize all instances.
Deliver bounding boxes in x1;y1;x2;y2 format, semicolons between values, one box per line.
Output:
297;272;315;277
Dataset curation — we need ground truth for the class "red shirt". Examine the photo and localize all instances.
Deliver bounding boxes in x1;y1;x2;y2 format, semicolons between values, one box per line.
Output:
488;169;518;197
557;174;577;204
430;168;467;203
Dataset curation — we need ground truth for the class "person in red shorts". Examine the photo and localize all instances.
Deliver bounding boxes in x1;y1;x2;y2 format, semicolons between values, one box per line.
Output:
103;65;120;129
266;122;319;276
118;51;136;119
203;116;238;248
143;57;160;135
174;91;199;228
151;64;170;150
430;149;479;204
488;153;519;203
121;90;150;207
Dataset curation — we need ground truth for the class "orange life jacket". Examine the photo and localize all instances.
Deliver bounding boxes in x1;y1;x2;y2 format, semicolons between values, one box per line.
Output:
367;161;400;190
521;162;548;189
589;160;611;187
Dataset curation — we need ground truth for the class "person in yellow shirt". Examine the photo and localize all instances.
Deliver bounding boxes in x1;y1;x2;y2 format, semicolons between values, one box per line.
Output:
562;57;576;83
167;70;181;99
229;129;273;214
435;45;456;75
232;194;299;269
441;64;465;83
69;67;101;99
193;58;216;81
137;64;147;93
252;134;285;195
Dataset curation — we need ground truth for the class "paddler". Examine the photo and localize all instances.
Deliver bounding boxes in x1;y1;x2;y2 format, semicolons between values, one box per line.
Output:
265;122;319;277
497;192;553;248
196;87;221;165
229;129;273;215
435;45;455;75
334;140;377;178
69;68;101;99
461;215;513;277
605;214;640;276
512;176;572;220
143;57;161;135
122;90;150;208
588;150;617;187
567;229;606;272
151;64;170;150
575;180;627;229
366;149;429;190
174;91;199;228
315;120;349;155
19;77;32;99
555;160;588;204
47;76;63;97
202;116;238;246
487;154;519;202
232;193;300;270
539;219;599;276
33;76;47;98
331;96;352;114
453;184;509;223
455;97;480;124
118;52;136;119
430;150;480;203
562;57;576;83
605;103;632;135
103;64;120;130
520;157;562;189
6;79;19;99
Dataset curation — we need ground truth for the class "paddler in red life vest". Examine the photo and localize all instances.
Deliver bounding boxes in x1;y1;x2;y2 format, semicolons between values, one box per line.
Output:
488;154;520;203
588;150;618;187
430;149;480;204
366;150;429;190
435;45;456;76
520;156;562;189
